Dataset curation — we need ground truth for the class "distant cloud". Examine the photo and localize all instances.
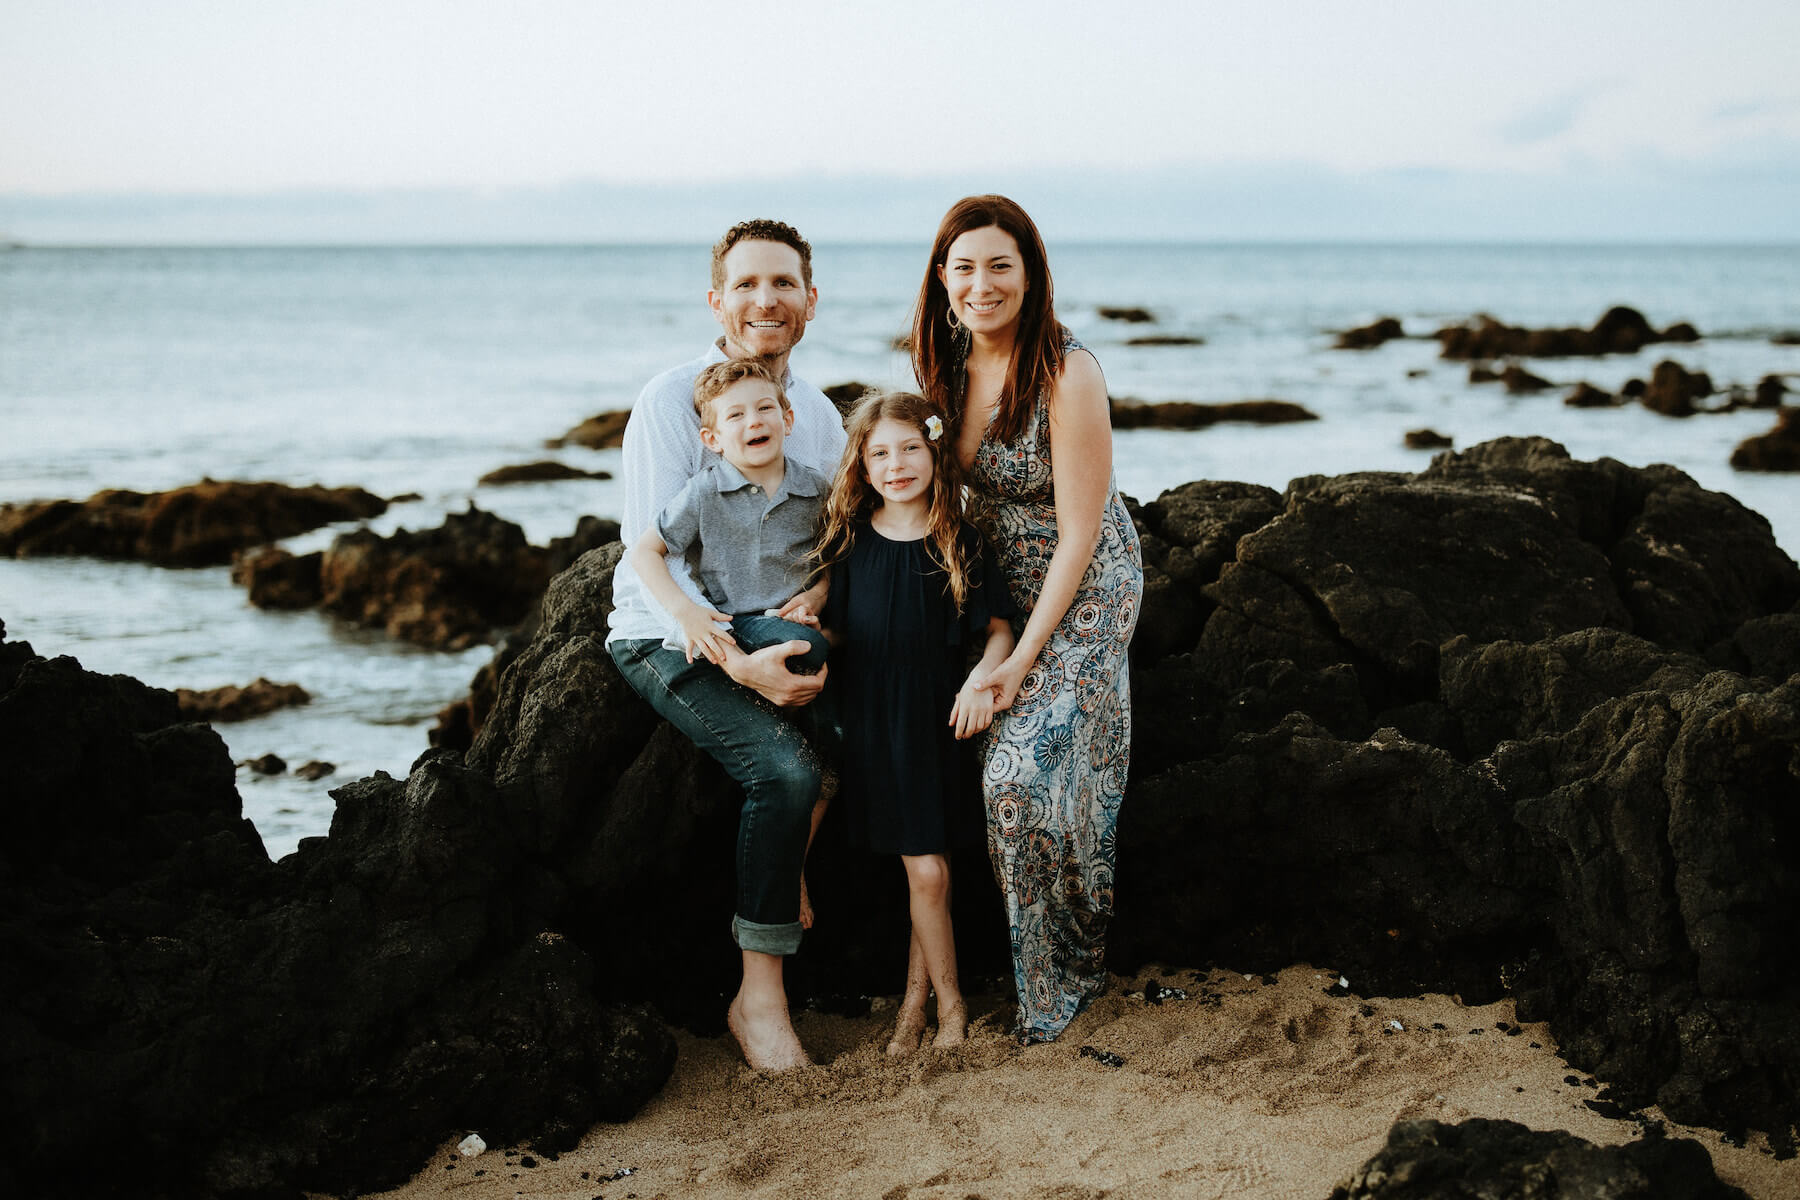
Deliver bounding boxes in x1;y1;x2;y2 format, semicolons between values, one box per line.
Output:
1494;84;1614;146
1708;96;1800;123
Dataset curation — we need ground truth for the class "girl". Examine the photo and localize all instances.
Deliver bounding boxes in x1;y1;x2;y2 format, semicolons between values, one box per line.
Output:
815;391;1015;1053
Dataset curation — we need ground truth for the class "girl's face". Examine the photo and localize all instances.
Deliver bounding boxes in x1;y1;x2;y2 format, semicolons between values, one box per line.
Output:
936;225;1029;336
861;417;935;508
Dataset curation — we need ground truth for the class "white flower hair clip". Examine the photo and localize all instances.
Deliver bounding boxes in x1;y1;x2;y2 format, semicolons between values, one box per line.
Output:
925;414;944;441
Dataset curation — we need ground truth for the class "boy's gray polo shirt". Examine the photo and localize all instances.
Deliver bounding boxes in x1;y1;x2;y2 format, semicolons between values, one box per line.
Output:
655;457;828;618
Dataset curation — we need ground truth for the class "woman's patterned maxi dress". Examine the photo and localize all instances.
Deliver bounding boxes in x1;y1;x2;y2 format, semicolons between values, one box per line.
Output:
966;342;1143;1042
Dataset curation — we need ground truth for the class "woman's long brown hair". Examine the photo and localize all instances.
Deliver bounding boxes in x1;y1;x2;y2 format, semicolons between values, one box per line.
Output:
814;391;972;610
910;194;1066;446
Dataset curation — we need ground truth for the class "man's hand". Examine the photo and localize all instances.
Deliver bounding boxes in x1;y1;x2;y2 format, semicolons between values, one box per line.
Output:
720;640;827;706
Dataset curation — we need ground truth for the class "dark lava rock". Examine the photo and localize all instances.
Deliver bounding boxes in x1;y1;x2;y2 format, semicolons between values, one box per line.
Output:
316;507;554;650
1470;363;1501;384
294;760;336;781
243;752;287;774
824;381;876;420
1751;375;1787;409
1640;360;1715;417
1731;408;1800;471
1097;306;1154;323
548;410;630;450
232;546;325;609
0;629;674;1199
1501;364;1555;393
1437;307;1699;360
0;480;387;566
1125;334;1205;346
1404;429;1453;450
478;461;611;486
1328;1118;1748;1199
1772;331;1800;346
1564;381;1619;408
1109;399;1319;429
1334;316;1406;350
176;678;312;722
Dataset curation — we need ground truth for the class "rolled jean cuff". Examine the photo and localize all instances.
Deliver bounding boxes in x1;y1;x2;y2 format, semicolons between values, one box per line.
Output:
733;914;803;956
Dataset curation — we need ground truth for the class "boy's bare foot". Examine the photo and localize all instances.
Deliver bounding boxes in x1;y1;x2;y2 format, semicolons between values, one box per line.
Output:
931;1000;969;1049
885;1003;927;1057
728;993;810;1072
798;875;814;930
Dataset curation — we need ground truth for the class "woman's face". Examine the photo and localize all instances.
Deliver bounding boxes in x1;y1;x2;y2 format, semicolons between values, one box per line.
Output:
937;225;1029;337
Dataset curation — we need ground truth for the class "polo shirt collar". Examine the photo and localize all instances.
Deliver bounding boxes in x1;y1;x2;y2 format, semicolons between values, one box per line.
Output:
709;456;819;503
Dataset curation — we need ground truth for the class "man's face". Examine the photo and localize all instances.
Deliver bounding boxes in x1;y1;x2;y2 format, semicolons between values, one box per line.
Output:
708;239;817;361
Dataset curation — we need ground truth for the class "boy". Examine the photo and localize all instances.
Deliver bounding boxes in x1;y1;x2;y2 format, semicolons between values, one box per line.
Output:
629;357;830;673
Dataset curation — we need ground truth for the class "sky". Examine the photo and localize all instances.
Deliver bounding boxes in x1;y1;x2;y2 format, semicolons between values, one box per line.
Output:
3;0;1798;241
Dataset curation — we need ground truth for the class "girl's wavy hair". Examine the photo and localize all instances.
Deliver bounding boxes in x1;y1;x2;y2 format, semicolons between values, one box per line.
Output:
814;390;971;610
909;193;1066;445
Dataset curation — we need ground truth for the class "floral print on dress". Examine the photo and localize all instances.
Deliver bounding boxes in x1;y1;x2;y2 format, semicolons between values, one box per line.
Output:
967;337;1144;1043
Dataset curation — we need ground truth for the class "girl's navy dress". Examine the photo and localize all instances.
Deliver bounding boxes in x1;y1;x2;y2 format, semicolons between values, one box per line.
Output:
825;521;1012;855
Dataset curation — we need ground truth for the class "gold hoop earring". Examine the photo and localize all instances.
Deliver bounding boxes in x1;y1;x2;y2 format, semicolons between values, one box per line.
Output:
945;306;962;331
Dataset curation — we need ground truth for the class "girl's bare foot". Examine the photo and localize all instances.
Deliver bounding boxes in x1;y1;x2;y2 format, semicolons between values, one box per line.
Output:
885;1003;927;1057
728;993;810;1072
798;875;814;930
931;999;968;1049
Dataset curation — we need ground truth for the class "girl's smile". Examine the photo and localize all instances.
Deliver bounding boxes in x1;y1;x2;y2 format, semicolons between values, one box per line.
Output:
862;417;936;509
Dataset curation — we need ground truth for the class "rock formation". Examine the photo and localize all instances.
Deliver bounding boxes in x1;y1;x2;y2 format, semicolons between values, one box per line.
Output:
1437;307;1700;360
0;618;674;1200
0;480;387;566
235;510;620;650
1334;316;1407;350
1731;408;1800;472
478;460;611;485
175;677;311;722
9;437;1799;1196
1108;398;1319;429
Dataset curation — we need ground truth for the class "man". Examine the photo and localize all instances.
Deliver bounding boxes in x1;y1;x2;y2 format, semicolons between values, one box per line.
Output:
607;219;847;1070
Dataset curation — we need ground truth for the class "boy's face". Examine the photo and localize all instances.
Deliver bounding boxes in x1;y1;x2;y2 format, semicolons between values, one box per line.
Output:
699;378;793;473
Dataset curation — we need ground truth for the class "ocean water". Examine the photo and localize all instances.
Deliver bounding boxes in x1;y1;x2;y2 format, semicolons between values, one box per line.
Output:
3;243;1797;856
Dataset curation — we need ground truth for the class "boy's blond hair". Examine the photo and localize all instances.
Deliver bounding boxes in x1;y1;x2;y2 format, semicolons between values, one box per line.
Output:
693;358;790;430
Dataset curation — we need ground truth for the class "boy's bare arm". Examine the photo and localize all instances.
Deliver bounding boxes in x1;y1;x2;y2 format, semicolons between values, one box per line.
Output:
628;527;735;664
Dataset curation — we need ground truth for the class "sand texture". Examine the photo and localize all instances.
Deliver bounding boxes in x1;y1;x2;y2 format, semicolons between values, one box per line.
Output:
363;965;1795;1200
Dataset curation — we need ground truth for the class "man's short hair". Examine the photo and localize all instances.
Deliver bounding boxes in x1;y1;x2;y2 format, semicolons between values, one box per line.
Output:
693;358;790;429
710;219;814;291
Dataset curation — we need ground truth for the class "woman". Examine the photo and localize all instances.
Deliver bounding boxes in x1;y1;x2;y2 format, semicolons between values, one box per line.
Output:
911;195;1143;1043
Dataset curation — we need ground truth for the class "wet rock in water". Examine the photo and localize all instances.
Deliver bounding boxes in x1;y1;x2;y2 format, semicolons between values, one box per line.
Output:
1328;1118;1749;1199
1469;363;1501;384
1752;374;1788;409
1436;306;1699;360
1097;305;1155;323
823;381;875;421
233;546;325;609
244;752;287;775
1333;316;1406;350
548;410;630;450
1730;408;1800;472
1125;334;1205;346
1404;429;1453;450
1108;398;1319;429
478;461;611;486
0;480;388;566
317;507;554;650
0;626;674;1199
1620;377;1648;398
1564;381;1618;408
1770;330;1800;346
1500;364;1555;393
1639;359;1715;417
176;678;312;722
294;760;336;781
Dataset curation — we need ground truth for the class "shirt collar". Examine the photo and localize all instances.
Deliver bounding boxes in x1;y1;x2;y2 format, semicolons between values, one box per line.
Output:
709;456;818;502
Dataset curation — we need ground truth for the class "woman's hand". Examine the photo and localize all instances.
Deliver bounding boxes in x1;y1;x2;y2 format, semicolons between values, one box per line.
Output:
970;650;1032;712
678;602;736;665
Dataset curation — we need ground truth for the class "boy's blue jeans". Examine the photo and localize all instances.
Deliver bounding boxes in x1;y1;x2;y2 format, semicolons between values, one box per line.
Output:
608;636;823;956
729;613;829;674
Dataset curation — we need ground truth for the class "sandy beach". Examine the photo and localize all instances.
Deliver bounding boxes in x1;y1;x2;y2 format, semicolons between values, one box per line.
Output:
363;964;1796;1200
